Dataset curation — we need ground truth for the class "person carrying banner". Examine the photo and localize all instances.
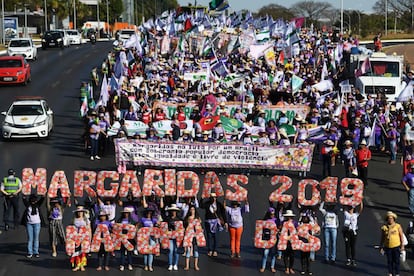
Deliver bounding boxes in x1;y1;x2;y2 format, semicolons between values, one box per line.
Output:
117;207;136;271
319;201;339;263
342;203;363;267
281;210;298;275
139;208;159;271
1;169;22;231
201;192;226;257
96;211;112;271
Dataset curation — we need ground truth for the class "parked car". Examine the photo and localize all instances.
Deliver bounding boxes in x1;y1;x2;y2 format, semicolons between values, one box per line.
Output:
42;31;64;49
54;29;71;47
7;38;38;61
2;97;54;139
66;29;82;45
0;56;31;85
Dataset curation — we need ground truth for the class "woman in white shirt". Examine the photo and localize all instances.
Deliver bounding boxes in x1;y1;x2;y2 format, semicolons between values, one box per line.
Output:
342;203;363;267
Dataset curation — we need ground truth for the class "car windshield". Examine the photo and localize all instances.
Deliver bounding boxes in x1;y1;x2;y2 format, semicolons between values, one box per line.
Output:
67;31;78;35
9;40;30;47
10;105;44;116
44;32;61;38
0;59;22;68
121;30;135;35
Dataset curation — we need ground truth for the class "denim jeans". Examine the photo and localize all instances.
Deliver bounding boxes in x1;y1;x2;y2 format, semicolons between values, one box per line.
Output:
168;239;179;266
205;222;217;252
90;138;99;157
323;227;337;261
120;246;133;266
26;223;41;255
185;242;199;258
390;140;397;161
409;188;414;214
261;247;276;269
144;237;156;267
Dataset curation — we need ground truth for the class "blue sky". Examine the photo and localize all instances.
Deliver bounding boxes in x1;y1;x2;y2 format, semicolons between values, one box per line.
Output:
177;0;376;13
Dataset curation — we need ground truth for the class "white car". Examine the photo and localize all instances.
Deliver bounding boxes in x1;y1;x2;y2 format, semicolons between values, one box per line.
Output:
66;29;82;45
117;29;135;41
2;97;54;139
7;38;38;60
54;29;71;47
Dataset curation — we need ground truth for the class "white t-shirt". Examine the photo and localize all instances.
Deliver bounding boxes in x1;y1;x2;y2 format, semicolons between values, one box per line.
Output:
344;211;359;231
27;206;41;224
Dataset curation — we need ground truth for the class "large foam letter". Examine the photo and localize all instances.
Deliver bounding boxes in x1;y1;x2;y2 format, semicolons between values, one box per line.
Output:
137;227;160;255
159;221;185;249
142;169;165;197
118;170;141;198
277;220;300;251
254;220;278;249
297;179;321;206
111;223;137;251
201;171;224;198
268;175;293;203
183;219;206;247
339;178;364;206
225;174;248;201
22;168;47;195
73;170;97;198
96;171;119;198
65;225;91;255
90;224;114;252
176;171;199;198
48;170;71;198
297;223;321;252
164;169;177;196
319;177;338;203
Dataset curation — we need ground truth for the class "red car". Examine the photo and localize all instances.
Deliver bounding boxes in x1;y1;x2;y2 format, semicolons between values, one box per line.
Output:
0;56;31;85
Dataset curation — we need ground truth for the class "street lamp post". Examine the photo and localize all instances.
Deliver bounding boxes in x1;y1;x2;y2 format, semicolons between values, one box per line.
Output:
340;0;344;35
44;0;47;31
385;0;388;36
1;0;4;45
97;0;100;38
106;0;109;35
355;10;361;36
73;0;76;30
24;4;28;37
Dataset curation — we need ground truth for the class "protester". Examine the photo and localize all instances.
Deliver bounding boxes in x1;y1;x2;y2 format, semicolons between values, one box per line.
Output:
201;192;226;257
47;197;66;257
22;194;45;258
282;210;298;275
70;206;91;272
1;169;22;231
139;208;158;271
224;199;250;258
319;202;339;263
402;164;414;217
259;207;278;273
96;211;112;271
117;207;136;271
165;204;182;271
342;203;363;267
356;139;372;188
183;205;201;271
380;211;405;276
342;140;356;177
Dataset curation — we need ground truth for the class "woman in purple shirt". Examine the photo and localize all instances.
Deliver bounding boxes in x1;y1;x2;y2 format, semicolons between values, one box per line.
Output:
224;199;250;258
140;209;158;272
95;211;112;271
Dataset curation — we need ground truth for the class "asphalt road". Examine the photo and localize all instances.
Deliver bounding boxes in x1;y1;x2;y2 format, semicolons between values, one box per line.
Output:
0;41;413;276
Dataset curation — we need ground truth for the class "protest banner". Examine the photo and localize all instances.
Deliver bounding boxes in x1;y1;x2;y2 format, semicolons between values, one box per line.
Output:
114;140;315;171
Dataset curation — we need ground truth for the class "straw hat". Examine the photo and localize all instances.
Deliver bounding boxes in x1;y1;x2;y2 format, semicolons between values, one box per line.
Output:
385;211;397;220
73;206;88;213
344;140;353;146
98;210;109;218
360;139;367;146
121;207;134;213
283;210;296;217
167;204;180;212
324;139;334;146
279;128;288;138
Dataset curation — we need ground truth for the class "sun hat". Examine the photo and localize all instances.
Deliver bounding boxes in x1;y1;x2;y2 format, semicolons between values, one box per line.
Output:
385;211;397;220
167;204;180;212
121;207;134;213
324;139;334;146
344;140;353;146
73;205;89;214
210;192;217;197
283;210;296;217
360;139;367;146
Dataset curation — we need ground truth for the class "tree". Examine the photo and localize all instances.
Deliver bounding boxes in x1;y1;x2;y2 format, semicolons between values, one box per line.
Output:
256;4;294;20
289;1;334;22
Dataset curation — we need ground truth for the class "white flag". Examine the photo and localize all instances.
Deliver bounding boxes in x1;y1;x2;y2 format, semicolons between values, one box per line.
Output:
397;81;413;102
368;118;377;147
99;74;109;107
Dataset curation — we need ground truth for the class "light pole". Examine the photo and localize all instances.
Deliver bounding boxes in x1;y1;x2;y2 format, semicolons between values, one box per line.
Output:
340;0;344;35
344;10;351;34
24;4;28;37
1;0;4;45
44;0;47;31
73;0;76;29
97;0;100;38
106;0;109;35
385;0;388;36
355;10;361;36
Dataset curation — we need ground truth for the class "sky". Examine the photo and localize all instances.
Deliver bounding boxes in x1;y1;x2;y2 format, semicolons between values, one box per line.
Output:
177;0;377;13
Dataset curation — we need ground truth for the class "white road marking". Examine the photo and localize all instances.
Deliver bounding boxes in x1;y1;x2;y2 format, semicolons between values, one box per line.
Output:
51;81;60;88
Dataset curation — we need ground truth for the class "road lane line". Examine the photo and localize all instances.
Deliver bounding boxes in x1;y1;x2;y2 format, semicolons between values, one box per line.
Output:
365;195;412;271
51;81;60;88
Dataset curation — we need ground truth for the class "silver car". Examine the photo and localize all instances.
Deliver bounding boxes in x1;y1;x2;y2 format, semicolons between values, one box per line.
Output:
2;97;54;139
7;38;38;60
66;29;82;45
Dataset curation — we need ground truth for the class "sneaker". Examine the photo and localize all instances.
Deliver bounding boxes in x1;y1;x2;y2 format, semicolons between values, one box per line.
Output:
119;265;124;271
133;249;138;256
90;156;94;160
128;265;133;271
95;155;101;160
236;253;241;258
351;260;357;267
345;259;352;266
34;254;40;258
173;265;178;271
5;224;9;231
26;254;33;258
168;265;173;271
52;252;57;257
301;272;306;275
